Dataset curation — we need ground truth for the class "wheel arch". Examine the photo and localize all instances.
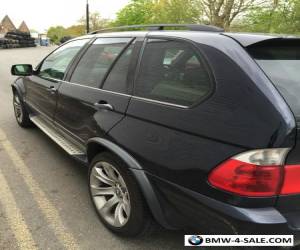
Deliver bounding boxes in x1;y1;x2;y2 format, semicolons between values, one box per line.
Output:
11;78;26;101
86;137;175;230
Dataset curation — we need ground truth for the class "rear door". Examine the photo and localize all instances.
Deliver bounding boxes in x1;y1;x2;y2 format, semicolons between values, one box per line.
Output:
54;37;139;144
25;39;89;121
110;37;215;185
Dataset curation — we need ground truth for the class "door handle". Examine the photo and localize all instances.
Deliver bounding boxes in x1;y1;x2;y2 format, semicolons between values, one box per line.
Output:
94;101;114;111
47;86;57;94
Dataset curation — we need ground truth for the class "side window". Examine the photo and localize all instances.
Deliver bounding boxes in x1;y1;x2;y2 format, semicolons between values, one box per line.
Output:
102;44;134;93
70;38;132;88
38;39;88;80
134;39;212;106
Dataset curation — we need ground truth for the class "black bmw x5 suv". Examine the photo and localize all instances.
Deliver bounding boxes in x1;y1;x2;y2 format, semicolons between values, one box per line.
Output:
10;24;300;245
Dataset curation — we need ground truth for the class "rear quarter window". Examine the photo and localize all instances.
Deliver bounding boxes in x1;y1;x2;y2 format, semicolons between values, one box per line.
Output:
134;38;213;107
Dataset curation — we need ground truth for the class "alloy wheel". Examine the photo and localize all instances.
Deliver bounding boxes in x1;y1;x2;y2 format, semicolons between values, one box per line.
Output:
13;94;23;123
90;161;131;227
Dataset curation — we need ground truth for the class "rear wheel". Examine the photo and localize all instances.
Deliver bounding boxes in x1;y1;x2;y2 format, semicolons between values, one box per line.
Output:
88;152;155;237
13;92;33;127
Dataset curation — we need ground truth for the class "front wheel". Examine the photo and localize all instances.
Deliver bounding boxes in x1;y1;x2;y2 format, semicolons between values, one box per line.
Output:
13;92;33;128
88;152;155;237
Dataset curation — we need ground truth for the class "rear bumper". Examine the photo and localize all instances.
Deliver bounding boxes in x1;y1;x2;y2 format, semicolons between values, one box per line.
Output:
146;173;300;246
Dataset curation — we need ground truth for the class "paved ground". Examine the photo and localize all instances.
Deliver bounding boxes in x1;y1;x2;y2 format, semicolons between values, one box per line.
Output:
0;47;184;250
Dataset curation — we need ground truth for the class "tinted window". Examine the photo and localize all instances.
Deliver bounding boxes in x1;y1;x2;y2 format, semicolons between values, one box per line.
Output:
70;38;132;88
102;44;134;93
248;41;300;119
134;39;212;106
39;39;88;80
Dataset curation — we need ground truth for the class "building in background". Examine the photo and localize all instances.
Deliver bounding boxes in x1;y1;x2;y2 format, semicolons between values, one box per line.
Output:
0;15;16;34
0;15;36;48
18;21;30;33
0;15;50;47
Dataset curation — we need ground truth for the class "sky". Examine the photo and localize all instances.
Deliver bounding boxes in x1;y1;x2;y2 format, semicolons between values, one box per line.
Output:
0;0;130;33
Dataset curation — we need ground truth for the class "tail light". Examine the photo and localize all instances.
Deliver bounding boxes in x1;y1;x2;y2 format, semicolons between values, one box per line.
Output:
280;165;300;195
208;148;290;197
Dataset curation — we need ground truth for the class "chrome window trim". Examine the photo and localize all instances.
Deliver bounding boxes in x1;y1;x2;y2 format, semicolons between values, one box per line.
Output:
63;80;189;109
38;76;189;109
131;96;189;109
60;80;132;98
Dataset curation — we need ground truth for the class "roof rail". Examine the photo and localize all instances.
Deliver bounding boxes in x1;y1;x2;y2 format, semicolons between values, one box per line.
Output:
89;24;224;34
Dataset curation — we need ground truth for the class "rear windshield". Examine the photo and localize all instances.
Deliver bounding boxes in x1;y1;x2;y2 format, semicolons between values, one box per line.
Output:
248;40;300;119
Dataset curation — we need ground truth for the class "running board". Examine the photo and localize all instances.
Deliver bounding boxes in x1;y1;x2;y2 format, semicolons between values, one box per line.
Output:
30;115;86;157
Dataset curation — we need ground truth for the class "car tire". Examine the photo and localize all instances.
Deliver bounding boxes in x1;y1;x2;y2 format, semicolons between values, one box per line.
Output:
88;152;155;237
13;92;33;128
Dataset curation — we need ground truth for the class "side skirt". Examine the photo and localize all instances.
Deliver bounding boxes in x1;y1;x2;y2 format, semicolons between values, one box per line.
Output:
30;115;87;164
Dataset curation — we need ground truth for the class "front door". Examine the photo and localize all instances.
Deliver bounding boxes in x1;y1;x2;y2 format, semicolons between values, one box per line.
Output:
54;37;138;143
25;39;90;121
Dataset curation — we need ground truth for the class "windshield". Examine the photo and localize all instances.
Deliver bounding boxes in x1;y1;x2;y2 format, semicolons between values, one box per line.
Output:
248;40;300;119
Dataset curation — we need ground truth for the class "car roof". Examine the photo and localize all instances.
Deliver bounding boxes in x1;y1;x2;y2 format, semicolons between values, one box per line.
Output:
75;30;300;47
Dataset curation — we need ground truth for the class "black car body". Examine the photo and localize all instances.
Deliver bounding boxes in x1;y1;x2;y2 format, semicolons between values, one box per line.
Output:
11;25;300;245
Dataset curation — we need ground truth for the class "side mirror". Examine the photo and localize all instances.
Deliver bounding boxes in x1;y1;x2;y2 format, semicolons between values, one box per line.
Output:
11;64;33;76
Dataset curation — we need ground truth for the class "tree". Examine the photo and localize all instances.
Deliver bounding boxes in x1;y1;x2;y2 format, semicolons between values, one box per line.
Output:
114;0;266;30
79;11;110;31
46;0;300;36
47;26;66;44
237;0;300;34
47;25;85;44
200;0;271;30
114;0;203;26
65;25;85;36
151;0;203;23
113;0;154;26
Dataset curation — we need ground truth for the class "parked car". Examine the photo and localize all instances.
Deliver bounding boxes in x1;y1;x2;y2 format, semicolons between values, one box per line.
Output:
10;24;300;247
